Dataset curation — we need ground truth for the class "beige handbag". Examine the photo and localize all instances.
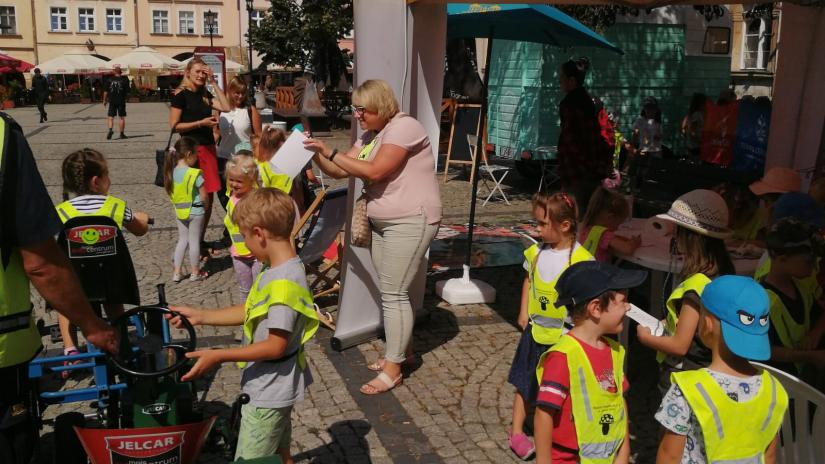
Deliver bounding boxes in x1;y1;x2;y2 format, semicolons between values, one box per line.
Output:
350;193;371;248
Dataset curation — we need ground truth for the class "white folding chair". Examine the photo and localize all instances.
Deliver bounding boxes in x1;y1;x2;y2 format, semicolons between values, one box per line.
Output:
751;362;825;463
467;134;511;206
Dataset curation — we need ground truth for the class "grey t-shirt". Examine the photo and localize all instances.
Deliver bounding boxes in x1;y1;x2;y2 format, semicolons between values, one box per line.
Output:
240;257;313;408
655;368;763;463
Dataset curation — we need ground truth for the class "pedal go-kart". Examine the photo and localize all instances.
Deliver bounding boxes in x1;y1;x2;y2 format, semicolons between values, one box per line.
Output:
27;215;251;464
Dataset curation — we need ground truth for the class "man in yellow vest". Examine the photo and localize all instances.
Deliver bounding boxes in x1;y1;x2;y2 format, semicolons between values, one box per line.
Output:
656;276;788;463
167;188;318;463
0;112;118;463
534;261;647;464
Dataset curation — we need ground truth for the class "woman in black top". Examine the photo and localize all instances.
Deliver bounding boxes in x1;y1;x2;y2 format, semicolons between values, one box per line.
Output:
169;57;230;252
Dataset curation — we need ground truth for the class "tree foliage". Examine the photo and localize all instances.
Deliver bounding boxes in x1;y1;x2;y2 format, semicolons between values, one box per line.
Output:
552;4;728;33
248;0;352;86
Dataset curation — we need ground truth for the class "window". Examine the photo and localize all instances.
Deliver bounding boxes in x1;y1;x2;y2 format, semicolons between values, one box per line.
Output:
250;9;264;28
0;6;16;35
106;8;122;33
78;8;95;32
179;11;195;34
152;10;169;34
50;7;68;31
743;18;772;70
702;27;730;55
203;11;219;36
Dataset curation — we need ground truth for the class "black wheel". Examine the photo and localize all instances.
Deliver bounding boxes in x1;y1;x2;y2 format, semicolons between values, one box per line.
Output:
53;412;86;464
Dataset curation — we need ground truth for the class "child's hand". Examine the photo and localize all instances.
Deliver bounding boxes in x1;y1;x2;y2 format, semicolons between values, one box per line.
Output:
180;349;224;381
517;312;529;331
166;306;204;328
636;324;653;342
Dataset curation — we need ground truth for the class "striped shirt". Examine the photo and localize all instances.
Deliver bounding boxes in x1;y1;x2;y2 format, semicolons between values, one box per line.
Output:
66;195;134;224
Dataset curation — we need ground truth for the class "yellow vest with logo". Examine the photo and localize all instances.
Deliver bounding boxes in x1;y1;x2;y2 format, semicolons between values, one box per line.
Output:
238;275;319;370
56;195;127;229
657;273;711;363
257;160;293;194
672;369;787;463
581;226;607;258
525;244;594;346
536;336;627;464
765;279;815;373
224;195;251;257
0;115;42;367
169;167;201;220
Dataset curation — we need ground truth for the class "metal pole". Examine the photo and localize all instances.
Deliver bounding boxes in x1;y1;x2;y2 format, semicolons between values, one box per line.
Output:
464;29;493;268
247;2;254;108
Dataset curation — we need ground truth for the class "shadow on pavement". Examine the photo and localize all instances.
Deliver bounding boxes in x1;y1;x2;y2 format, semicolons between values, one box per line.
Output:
292;419;372;463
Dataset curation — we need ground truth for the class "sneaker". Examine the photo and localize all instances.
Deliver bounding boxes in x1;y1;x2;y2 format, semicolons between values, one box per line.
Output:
172;273;185;283
189;271;209;282
106;129;113;140
119;132;127;139
508;432;535;460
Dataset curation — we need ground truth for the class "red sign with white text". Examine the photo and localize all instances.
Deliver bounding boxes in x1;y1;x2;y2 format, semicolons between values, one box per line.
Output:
74;417;215;464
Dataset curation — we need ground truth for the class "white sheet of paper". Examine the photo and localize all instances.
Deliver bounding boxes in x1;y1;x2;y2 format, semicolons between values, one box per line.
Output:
627;304;664;336
269;129;315;179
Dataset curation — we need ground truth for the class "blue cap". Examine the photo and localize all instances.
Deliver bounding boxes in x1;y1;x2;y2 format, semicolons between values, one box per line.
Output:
234;141;253;154
701;275;771;361
555;261;647;308
772;192;825;228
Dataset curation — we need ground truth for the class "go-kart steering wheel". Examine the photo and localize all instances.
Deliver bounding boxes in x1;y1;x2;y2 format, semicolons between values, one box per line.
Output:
109;305;197;378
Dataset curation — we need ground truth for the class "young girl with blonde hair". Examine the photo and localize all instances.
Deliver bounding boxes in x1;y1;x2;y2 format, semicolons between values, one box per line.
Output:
164;136;208;282
579;186;641;262
224;153;262;302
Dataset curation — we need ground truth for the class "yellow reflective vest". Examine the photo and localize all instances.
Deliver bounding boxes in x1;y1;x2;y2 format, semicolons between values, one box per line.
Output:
56;195;127;229
257;160;293;193
657;273;711;363
672;369;787;463
0;115;42;367
169;167;202;220
238;275;319;370
525;244;593;346
764;279;816;373
581;225;607;259
536;336;627;464
225;195;251;257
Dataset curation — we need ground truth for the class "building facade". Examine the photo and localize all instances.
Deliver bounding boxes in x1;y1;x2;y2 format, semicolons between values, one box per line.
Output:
729;4;780;98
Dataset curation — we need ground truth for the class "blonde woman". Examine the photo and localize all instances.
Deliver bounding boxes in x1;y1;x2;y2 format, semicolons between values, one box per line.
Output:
216;77;262;208
169;58;231;256
304;79;442;395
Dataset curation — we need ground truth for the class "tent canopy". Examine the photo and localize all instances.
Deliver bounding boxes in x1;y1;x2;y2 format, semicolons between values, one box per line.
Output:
33;50;109;75
0;53;34;73
182;56;244;73
109;46;182;72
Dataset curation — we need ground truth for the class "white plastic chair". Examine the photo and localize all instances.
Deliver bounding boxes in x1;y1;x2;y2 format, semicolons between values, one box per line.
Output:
751;362;825;463
467;134;511;206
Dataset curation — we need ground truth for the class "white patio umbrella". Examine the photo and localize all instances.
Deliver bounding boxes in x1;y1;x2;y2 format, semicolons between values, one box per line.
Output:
182;56;244;73
108;46;183;72
32;50;110;75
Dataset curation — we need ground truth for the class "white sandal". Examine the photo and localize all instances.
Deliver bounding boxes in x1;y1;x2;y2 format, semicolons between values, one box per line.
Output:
360;372;402;395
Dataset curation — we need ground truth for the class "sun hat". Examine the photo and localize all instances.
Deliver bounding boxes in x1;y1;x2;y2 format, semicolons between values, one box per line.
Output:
701;275;771;361
656;189;732;239
555;261;648;308
749;167;802;196
771;192;825;229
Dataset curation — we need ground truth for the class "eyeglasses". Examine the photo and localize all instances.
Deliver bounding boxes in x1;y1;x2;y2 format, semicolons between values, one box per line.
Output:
350;105;366;115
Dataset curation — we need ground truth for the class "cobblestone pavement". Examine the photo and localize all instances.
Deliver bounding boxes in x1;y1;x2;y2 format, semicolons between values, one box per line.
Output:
8;103;661;463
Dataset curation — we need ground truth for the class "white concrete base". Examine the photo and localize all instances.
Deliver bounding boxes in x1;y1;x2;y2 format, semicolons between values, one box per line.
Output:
436;265;497;305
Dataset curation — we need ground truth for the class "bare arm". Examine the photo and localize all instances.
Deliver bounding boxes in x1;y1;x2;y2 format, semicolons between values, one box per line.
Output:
638;299;700;357
250;106;262;136
320;143;409;183
207;77;231;113
20;239;118;354
168;304;245;327
534;406;554;464
764;434;779;464
656;430;687;464
125;211;150;236
518;276;530;331
169;106;214;133
312;152;351;179
181;329;289;381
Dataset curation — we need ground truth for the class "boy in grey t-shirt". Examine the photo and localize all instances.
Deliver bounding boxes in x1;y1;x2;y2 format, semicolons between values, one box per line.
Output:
169;188;319;463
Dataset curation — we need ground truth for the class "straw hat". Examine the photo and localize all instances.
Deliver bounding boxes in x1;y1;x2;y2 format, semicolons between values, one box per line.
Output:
749;167;801;196
656;189;732;239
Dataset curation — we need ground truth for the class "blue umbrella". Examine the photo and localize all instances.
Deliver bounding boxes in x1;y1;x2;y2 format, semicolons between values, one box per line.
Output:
447;3;623;268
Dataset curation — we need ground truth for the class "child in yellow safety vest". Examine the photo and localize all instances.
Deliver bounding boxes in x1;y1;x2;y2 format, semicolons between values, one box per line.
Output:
636;190;736;394
55;148;150;376
656;276;788;464
534;261;648;464
168;188;319;463
163;136;208;283
255;125;294;194
507;192;594;460
579;187;640;263
224;153;263;303
761;219;825;390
